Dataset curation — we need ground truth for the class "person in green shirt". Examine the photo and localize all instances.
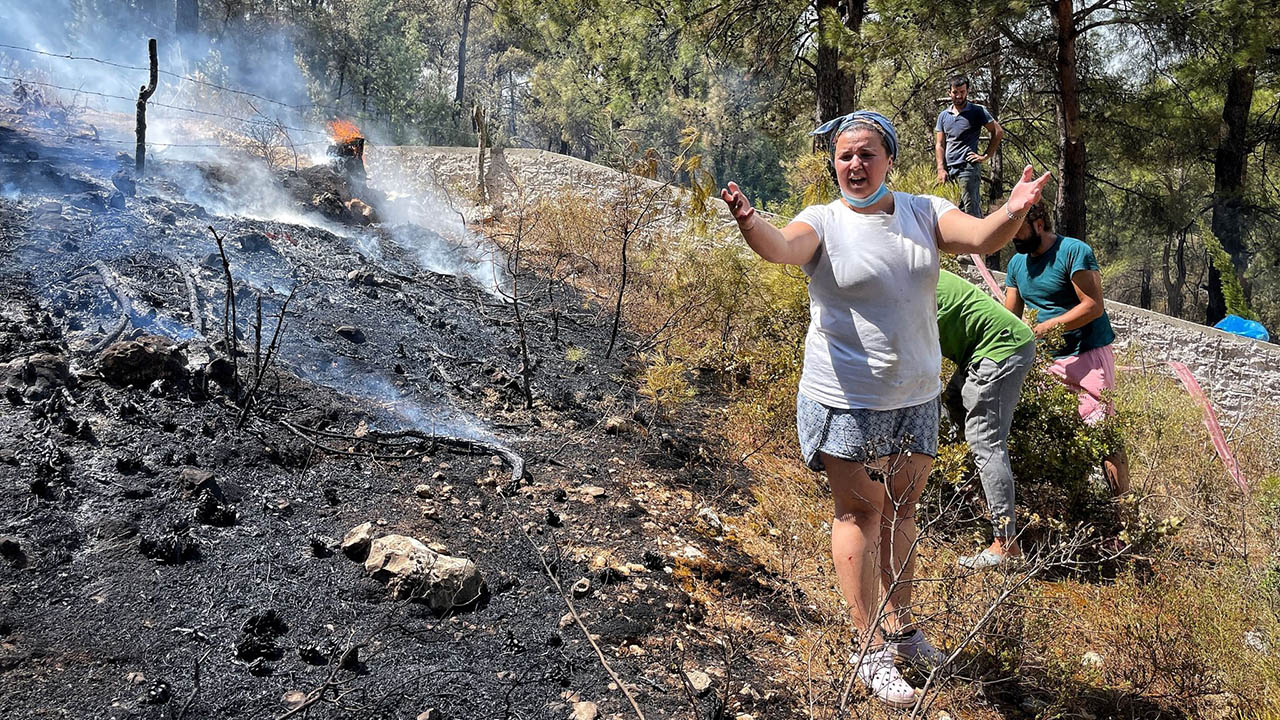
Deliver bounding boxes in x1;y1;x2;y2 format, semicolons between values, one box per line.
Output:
937;269;1036;568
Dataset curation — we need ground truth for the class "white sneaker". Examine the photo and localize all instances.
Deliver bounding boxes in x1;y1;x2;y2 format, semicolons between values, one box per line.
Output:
853;648;918;708
887;629;947;671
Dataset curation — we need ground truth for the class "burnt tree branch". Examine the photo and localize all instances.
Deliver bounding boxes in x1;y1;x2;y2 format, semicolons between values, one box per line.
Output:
135;38;158;175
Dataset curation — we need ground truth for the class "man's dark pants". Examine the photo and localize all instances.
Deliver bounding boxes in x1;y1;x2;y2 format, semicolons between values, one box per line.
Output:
947;163;983;217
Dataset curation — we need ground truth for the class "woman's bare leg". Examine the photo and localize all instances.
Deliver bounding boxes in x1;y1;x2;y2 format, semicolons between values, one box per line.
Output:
876;453;933;634
822;453;890;647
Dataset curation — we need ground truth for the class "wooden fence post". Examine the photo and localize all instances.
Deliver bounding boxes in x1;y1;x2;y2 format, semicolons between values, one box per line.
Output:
135;38;158;175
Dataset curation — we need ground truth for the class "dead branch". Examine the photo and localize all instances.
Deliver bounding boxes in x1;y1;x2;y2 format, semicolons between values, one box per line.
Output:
172;647;213;720
236;285;295;427
135;38;158;175
207;226;240;391
181;263;205;335
513;522;648;720
278;421;527;486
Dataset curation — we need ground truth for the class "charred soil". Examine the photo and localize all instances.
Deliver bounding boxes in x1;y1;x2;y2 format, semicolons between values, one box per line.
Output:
0;114;803;719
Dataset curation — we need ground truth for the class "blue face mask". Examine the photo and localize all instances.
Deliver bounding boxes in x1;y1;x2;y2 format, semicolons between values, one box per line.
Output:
843;183;889;208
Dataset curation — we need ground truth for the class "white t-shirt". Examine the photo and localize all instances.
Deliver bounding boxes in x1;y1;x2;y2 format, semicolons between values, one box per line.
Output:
792;192;957;410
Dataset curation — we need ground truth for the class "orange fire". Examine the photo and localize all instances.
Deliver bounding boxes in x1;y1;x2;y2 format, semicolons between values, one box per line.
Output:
328;119;364;144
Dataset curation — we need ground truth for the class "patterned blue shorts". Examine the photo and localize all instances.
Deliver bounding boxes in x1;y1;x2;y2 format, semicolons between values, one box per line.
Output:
796;392;940;471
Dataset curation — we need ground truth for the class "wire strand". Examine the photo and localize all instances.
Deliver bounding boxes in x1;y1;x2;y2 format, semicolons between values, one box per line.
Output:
0;74;328;136
0;41;346;114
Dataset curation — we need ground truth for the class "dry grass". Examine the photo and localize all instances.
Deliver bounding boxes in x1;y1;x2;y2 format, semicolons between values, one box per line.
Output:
487;180;1280;719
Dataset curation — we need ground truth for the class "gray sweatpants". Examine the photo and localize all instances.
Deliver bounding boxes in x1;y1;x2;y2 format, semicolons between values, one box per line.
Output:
942;341;1035;537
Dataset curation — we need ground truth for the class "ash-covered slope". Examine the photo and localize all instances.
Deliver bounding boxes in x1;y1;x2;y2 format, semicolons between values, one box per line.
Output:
0;114;799;720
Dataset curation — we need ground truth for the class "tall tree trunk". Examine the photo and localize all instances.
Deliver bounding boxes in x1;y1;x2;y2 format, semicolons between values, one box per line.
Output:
1051;0;1086;240
175;0;199;34
1205;62;1255;325
985;39;1006;270
455;0;473;105
813;0;865;124
1162;232;1186;319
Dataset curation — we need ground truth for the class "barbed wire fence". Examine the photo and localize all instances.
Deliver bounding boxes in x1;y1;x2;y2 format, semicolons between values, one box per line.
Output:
0;40;464;158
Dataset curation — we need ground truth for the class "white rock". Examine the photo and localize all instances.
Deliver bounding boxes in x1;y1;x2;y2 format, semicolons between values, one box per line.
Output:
1081;651;1104;668
696;507;724;532
569;700;598;720
363;534;485;613
341;522;376;559
685;669;712;695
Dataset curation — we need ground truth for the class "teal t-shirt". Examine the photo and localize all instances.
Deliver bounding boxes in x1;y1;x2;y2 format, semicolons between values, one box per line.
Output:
1006;235;1115;357
937;270;1034;368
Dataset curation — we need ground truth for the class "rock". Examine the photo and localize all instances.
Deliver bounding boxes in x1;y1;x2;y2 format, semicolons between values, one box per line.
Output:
696;507;724;532
234;232;273;252
577;485;606;501
0;352;75;401
569;701;598;720
345;198;377;224
416;710;442;720
180;467;221;499
336;326;366;344
281;690;308;709
414;484;433;498
34;201;63;217
158;209;178;225
126;671;147;685
311;191;351;222
363;535;485;613
1244;630;1269;653
1081;651;1104;668
685;670;712;696
107;191;127;210
570;577;591;599
347;269;377;286
69;192;106;213
603;416;629;435
111;170;136;196
98;335;186;387
342;522;376;560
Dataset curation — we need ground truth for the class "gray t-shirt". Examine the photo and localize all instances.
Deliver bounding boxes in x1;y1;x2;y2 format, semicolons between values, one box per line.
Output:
792;193;958;410
935;102;994;169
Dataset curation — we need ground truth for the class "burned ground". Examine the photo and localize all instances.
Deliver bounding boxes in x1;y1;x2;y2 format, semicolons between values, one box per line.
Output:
0;116;803;719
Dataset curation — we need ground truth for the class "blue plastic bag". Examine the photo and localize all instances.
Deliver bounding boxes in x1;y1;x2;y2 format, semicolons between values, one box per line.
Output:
1214;314;1271;342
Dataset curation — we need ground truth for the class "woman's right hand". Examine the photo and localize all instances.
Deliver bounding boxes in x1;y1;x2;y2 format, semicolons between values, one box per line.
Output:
720;181;757;231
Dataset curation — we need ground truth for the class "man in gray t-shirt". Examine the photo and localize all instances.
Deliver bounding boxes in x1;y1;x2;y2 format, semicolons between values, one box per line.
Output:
934;75;1003;217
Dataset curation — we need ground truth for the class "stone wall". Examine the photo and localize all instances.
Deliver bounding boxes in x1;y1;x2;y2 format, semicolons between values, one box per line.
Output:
367;145;739;228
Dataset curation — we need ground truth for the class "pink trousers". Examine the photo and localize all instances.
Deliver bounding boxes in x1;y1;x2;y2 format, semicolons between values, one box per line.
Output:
1046;344;1116;425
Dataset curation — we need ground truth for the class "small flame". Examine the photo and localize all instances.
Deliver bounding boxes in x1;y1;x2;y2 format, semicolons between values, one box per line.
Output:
328;119;364;144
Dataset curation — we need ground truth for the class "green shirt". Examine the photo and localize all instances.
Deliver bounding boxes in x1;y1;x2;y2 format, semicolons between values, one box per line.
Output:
937;269;1034;367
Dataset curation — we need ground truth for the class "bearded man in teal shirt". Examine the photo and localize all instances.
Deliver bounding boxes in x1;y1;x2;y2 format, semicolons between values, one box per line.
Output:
1004;201;1130;499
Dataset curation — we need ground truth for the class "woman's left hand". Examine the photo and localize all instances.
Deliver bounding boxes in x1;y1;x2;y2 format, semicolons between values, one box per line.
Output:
1006;165;1052;215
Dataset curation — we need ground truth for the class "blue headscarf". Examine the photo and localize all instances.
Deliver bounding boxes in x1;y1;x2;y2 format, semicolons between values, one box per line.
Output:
810;110;898;160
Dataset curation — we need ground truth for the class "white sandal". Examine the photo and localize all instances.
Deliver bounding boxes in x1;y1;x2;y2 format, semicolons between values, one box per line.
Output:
853;648;918;708
887;629;947;671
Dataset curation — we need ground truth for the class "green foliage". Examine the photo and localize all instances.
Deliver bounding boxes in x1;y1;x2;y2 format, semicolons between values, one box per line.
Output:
930;340;1122;544
1205;234;1259;321
639;352;697;417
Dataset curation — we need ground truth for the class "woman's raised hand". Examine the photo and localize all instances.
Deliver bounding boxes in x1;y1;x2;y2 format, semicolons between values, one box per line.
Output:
720;181;757;230
1007;165;1052;216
